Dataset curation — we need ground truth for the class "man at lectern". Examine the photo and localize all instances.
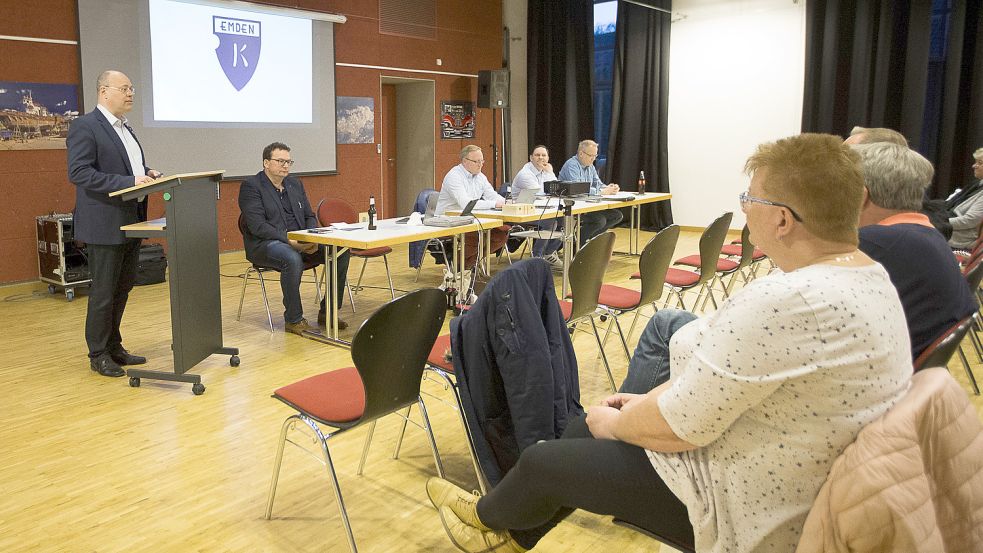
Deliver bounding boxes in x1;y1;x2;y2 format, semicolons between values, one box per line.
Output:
238;142;351;335
67;70;162;378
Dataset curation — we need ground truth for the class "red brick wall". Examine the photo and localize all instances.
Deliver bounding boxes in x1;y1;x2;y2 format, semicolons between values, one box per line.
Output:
0;0;503;283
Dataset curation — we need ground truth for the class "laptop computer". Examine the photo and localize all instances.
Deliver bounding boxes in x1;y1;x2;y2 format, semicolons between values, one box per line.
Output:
422;194;475;227
459;198;480;216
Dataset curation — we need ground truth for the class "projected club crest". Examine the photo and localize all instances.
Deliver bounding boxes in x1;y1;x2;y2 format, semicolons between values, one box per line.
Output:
213;16;261;91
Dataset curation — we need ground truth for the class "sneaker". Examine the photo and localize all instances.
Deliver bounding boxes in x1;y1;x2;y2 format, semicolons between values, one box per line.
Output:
426;477;483;526
543;252;563;271
438;506;526;553
284;318;316;336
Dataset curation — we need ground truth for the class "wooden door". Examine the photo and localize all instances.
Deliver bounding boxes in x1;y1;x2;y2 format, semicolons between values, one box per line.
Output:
381;84;397;218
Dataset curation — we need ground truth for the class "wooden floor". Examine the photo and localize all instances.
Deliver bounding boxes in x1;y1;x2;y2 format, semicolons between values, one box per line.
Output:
1;227;980;553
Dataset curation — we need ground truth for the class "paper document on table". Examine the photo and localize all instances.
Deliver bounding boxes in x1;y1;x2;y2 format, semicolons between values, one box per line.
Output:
329;223;364;231
606;192;637;200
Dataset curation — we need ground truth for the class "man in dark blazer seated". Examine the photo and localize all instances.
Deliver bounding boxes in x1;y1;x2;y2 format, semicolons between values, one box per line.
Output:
238;142;350;334
67;70;162;377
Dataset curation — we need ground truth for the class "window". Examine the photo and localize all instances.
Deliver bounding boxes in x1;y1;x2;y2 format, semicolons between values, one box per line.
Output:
593;1;617;171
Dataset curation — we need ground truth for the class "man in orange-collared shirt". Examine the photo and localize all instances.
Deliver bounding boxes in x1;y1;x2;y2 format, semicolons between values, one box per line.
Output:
852;142;977;362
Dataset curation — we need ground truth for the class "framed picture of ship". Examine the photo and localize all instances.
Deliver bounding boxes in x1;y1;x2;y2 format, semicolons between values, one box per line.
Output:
0;81;79;150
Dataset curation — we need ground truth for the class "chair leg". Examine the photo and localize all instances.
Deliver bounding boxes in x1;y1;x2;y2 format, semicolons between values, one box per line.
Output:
417;396;446;478
610;311;632;363
315;422;360;553
237;266;251;321
957;345;981;395
589;316;617;392
383;255;395;299
264;415;296;519
265;416;359;553
353;258;369;296
426;368;489;493
392;406;412;460
257;271;274;332
356;420;377;476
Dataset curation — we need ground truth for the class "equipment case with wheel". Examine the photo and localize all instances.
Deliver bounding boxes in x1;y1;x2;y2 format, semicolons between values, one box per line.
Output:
37;213;90;301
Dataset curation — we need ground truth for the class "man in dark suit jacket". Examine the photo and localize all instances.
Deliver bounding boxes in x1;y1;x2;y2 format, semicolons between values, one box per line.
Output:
67;70;162;377
238;142;350;334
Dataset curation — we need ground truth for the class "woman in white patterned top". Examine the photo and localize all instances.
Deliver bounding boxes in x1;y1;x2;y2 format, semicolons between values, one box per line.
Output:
426;133;912;553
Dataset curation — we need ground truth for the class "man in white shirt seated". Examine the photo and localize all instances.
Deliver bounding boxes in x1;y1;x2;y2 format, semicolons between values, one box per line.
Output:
435;145;510;270
511;145;563;269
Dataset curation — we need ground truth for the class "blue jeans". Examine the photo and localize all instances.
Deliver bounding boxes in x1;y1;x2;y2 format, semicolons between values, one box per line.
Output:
619;309;698;394
579;209;623;247
251;240;350;324
531;219;563;257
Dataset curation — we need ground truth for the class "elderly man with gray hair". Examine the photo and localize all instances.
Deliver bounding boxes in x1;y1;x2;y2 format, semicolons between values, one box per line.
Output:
853;142;976;361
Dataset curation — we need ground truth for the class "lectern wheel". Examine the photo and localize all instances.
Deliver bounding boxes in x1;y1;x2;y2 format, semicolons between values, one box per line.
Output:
66;289;75;301
230;355;241;367
129;377;140;388
48;284;56;294
192;383;206;396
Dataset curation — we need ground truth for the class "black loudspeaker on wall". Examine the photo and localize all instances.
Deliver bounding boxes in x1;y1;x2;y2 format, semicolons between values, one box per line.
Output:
477;69;509;108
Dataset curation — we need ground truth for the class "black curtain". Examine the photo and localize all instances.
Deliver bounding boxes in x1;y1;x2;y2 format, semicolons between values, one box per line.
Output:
802;1;932;142
802;0;983;198
526;0;595;158
933;2;983;197
605;0;673;229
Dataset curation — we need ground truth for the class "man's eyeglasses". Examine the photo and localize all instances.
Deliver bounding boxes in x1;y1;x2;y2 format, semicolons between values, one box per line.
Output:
269;158;295;167
104;85;136;95
465;157;485;165
738;190;803;222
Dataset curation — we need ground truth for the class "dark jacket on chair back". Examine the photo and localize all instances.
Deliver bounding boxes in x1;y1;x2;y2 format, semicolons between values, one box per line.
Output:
451;258;583;486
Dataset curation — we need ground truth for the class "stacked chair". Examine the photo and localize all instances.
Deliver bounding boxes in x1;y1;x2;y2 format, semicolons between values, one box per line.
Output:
635;212;733;312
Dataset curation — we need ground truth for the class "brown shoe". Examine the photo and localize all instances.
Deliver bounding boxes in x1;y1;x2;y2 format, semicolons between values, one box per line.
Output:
317;310;349;330
284;318;316;336
438;506;525;553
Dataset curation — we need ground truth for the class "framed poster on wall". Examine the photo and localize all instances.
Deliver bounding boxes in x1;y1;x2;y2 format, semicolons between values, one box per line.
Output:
440;101;474;139
0;81;79;150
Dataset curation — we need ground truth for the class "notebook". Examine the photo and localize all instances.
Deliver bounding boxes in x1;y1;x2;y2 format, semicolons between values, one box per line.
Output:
513;188;537;204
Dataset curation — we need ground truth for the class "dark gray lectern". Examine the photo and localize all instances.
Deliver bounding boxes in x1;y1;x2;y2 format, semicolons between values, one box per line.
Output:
111;170;239;395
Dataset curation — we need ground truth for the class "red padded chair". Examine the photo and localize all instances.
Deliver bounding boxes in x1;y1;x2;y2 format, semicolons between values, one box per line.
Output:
558;231;618;391
914;315;978;395
635;212;732;312
264;289;447;553
316;198;395;310
718;225;768;297
596;225;680;361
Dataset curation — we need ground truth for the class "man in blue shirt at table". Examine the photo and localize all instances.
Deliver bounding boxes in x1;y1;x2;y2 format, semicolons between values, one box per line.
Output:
238;142;350;335
558;139;623;246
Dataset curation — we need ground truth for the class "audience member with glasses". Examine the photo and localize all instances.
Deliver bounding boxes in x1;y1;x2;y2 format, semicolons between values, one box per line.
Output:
427;133;911;553
67;69;163;378
434;144;510;273
238;141;350;335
